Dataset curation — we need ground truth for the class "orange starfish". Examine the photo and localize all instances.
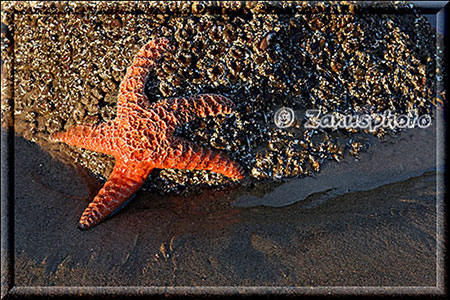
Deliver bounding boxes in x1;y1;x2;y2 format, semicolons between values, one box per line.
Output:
50;38;244;230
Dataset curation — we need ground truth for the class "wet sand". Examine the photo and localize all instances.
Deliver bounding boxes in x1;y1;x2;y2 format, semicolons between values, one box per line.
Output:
235;114;439;208
1;2;445;297
4;112;443;296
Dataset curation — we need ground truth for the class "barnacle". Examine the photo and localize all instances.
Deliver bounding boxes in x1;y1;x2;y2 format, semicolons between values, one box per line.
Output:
2;1;440;194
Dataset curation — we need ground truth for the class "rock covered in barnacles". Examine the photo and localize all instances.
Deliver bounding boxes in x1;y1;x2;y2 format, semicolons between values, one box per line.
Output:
1;1;441;194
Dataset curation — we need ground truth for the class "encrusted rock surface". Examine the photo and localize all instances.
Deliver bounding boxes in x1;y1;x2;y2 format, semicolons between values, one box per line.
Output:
1;1;443;194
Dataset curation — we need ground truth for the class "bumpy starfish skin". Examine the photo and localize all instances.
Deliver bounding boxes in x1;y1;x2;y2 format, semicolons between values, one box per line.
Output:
50;38;244;230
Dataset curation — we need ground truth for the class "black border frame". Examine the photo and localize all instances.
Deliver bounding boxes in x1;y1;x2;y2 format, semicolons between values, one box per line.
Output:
1;1;448;298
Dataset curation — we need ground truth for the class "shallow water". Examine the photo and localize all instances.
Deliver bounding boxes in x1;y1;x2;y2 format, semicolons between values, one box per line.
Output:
235;112;439;208
2;2;445;294
7;110;442;288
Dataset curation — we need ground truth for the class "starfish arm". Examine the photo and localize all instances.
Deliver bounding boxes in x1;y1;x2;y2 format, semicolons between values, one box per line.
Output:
153;94;236;125
160;137;244;180
117;38;170;116
78;161;153;230
50;122;116;155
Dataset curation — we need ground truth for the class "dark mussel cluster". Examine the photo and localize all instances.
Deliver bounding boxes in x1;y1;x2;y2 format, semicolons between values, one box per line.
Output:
1;1;441;194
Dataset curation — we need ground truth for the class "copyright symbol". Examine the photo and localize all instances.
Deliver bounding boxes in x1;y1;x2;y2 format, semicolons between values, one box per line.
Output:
274;107;295;128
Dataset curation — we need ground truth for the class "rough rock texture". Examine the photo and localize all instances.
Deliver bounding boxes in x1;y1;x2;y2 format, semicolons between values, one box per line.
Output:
0;1;443;194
